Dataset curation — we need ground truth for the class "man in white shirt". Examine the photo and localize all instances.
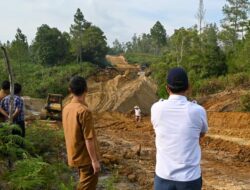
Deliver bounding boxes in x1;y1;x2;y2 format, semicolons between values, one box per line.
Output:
134;105;141;122
151;67;208;190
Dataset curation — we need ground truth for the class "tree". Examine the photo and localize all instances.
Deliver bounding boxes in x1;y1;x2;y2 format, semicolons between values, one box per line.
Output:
196;0;206;35
81;26;108;66
31;24;69;66
201;24;227;77
220;0;250;51
230;31;250;72
10;28;29;60
10;28;29;81
110;39;125;55
70;8;91;63
167;27;200;68
150;21;167;54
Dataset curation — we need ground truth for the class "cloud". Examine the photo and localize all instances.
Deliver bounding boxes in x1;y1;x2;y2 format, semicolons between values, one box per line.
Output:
0;0;226;45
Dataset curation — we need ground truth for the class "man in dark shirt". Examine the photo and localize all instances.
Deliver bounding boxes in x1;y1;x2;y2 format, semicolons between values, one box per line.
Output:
1;83;25;137
0;80;10;122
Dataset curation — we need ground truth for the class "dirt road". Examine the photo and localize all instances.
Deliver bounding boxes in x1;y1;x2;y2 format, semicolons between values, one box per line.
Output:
95;112;250;190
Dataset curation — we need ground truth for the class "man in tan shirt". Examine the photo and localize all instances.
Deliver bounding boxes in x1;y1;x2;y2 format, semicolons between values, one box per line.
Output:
63;76;100;190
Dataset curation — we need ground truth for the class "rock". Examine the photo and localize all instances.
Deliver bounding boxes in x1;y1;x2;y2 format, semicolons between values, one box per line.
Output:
132;144;141;156
123;151;135;159
102;153;119;164
127;174;136;182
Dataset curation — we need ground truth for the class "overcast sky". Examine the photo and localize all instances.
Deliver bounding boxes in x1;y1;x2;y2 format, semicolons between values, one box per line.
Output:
0;0;226;45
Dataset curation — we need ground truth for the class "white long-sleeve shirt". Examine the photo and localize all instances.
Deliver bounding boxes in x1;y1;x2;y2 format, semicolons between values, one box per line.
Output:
151;95;208;182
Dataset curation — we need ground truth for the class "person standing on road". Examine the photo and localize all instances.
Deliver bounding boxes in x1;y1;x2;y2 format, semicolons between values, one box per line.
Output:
134;105;141;122
151;67;208;190
63;76;100;190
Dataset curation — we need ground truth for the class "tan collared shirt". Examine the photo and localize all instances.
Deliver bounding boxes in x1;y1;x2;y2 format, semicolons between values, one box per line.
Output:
0;89;9;101
63;99;99;167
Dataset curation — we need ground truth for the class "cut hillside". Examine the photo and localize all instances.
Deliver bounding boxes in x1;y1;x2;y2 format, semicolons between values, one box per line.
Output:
106;55;139;69
85;55;158;114
198;89;250;112
86;72;158;114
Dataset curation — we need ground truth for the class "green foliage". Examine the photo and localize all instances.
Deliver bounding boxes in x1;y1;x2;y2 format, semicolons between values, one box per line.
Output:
82;25;108;66
0;123;27;162
0;60;96;98
150;62;170;98
165;27;200;69
229;72;250;87
26;121;65;162
70;8;91;63
191;78;225;96
31;24;70;66
200;24;227;78
109;39;125;55
229;32;250;72
191;72;250;96
239;93;250;111
150;21;167;54
69;8;108;66
125;53;161;65
9;28;29;62
6;157;49;190
100;170;119;190
6;157;75;190
220;0;250;52
125;21;167;55
0;121;75;190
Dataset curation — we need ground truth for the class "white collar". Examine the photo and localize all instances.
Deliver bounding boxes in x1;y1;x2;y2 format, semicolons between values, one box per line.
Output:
168;94;187;101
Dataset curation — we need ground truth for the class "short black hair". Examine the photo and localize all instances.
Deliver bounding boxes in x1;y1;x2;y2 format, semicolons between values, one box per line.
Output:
14;83;22;95
168;85;188;93
69;76;87;96
1;80;10;90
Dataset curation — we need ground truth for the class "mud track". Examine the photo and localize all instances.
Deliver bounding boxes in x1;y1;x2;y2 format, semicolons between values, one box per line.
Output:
95;112;250;190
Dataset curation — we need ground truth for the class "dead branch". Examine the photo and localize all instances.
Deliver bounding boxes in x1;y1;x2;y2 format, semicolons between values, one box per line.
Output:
1;46;14;123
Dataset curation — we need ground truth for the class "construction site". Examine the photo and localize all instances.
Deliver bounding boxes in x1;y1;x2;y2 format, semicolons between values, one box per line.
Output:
22;55;250;190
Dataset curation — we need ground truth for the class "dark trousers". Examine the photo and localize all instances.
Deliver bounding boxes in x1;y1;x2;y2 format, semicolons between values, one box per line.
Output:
13;120;25;138
154;174;202;190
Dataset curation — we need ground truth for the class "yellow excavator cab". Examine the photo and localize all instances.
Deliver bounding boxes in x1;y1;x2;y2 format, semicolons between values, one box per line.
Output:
40;94;63;120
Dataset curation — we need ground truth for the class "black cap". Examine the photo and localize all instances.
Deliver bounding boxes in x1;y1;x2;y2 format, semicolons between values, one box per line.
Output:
167;67;188;91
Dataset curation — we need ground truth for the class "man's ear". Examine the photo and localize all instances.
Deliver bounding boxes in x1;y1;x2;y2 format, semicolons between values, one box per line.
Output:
186;85;192;96
166;85;171;94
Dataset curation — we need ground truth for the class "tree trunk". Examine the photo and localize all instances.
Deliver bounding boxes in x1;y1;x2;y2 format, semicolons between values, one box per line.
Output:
1;46;14;123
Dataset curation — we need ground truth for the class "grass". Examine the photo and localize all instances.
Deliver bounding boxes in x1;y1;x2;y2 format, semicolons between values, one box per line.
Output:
100;170;120;190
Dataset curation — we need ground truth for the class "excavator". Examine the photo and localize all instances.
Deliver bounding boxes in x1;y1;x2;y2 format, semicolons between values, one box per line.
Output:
40;94;63;120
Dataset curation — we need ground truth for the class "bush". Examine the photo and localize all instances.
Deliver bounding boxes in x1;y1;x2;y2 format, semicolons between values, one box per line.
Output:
0;121;75;190
191;78;225;96
191;72;250;96
239;93;250;112
6;157;75;190
228;72;250;88
0;123;27;163
25;121;65;162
